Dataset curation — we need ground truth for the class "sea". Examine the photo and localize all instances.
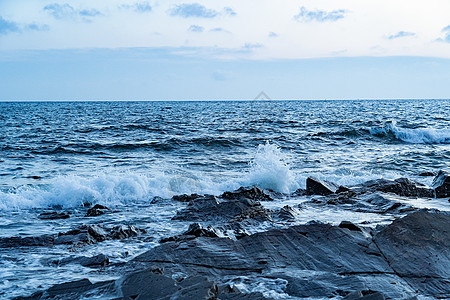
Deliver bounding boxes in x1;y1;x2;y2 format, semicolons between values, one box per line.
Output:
1;99;450;298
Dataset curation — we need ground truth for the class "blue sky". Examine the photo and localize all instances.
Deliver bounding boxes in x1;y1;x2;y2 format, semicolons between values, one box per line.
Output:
1;0;450;100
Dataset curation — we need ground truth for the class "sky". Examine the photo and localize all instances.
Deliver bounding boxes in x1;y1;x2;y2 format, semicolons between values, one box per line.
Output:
1;0;450;100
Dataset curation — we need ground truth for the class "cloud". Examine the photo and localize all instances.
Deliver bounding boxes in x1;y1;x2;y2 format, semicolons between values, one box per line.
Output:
188;25;204;33
0;16;20;34
388;31;416;40
439;26;450;43
212;70;228;81
44;3;103;21
223;7;236;16
121;2;152;13
169;3;219;18
242;43;264;52
268;32;279;38
0;16;49;35
294;7;346;22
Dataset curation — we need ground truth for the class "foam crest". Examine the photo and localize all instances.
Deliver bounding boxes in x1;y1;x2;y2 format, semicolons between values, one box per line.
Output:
243;142;299;193
369;121;450;144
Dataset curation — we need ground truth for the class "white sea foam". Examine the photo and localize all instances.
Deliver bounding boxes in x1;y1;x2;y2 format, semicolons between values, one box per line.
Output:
369;121;450;144
242;142;299;193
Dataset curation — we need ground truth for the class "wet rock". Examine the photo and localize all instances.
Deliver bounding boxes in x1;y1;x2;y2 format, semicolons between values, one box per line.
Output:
38;211;70;220
172;193;202;203
306;176;340;195
161;223;219;243
274;205;300;221
431;170;450;198
120;270;218;300
53;254;110;268
172;195;271;222
184;223;219;238
343;290;385;300
355;192;415;214
292;188;306;196
85;204;110;217
374;210;450;297
0;235;55;248
54;224;144;245
339;221;362;232
419;171;435;177
221;186;274;202
55;224;108;245
353;178;433;198
110;225;145;239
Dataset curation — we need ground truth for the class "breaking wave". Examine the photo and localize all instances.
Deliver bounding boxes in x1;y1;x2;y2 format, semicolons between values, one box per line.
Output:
369;121;450;144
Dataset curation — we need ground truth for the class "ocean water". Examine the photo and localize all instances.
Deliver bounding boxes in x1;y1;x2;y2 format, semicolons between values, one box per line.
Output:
1;99;450;298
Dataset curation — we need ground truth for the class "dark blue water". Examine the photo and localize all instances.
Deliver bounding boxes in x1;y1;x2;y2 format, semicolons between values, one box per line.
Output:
1;100;450;209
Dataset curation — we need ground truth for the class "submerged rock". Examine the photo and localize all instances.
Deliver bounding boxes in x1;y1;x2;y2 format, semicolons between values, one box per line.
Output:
38;211;70;220
85;204;110;217
52;254;110;268
306;176;340;195
0;235;55;248
352;178;433;198
161;223;219;243
431;170;450;198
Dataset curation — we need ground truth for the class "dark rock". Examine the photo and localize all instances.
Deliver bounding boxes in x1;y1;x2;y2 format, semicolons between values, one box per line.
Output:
85;204;110;217
374;210;450;298
292;188;306;196
172;193;202;202
120;270;217;300
419;172;435;177
221;186;274;202
431;170;450;198
306;176;340;195
274;205;300;221
38;211;70;220
110;225;145;239
0;235;55;248
353;178;433;198
343;290;385;300
184;223;219;238
355;192;415;214
339;221;362;232
54;254;110;268
172;194;271;222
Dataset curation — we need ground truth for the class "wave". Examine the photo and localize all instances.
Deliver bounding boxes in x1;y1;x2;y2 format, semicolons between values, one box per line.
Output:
369;121;450;144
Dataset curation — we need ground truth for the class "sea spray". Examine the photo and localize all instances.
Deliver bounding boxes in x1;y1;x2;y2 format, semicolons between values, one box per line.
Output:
243;142;299;193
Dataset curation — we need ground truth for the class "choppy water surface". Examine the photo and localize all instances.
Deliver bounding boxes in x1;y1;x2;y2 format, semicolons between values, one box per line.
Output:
1;99;449;298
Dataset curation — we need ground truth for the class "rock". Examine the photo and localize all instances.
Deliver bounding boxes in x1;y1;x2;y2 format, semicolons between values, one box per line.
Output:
306;177;340;195
338;221;362;232
85;204;110;217
343;290;385;300
292;188;306;196
110;225;145;239
172;193;202;202
120;270;218;300
221;186;274;202
172;195;271;222
431;170;450;198
374;210;450;298
0;235;55;248
161;223;219;243
38;211;70;220
184;223;219;238
53;254;110;268
352;178;433;198
419;172;435;177
356;192;415;214
54;224;144;245
274;205;300;221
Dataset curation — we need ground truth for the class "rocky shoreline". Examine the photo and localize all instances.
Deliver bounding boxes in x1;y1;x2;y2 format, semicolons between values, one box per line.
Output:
9;171;450;299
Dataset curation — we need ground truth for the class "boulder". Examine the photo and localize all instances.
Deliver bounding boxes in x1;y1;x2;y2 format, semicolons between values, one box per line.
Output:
110;225;145;240
172;195;271;222
172;193;202;203
53;254;110;268
306;177;340;195
221;186;274;202
431;170;450;198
